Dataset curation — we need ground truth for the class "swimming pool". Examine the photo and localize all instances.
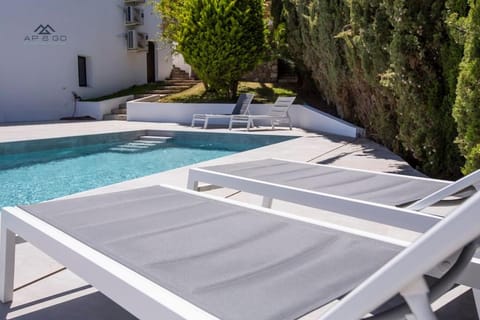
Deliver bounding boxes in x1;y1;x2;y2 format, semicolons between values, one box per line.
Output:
0;131;293;208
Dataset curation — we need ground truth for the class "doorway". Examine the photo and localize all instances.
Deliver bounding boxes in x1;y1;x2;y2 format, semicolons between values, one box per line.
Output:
147;41;155;83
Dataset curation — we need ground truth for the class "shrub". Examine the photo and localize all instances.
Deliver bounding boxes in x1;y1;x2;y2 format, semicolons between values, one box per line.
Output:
155;0;266;98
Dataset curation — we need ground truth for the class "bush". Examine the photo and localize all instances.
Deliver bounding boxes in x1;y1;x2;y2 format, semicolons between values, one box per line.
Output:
155;0;266;98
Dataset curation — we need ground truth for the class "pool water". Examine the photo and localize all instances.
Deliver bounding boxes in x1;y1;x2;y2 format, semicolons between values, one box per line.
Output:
0;136;287;208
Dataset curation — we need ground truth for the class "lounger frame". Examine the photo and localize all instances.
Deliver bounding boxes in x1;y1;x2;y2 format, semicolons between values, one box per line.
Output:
0;204;218;320
2;185;480;319
321;191;480;319
188;159;480;232
191;94;254;129
0;185;417;320
0;185;405;315
188;166;441;233
188;161;480;317
229;96;295;130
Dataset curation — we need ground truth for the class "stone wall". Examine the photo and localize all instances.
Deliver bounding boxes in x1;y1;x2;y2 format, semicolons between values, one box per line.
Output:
242;60;278;82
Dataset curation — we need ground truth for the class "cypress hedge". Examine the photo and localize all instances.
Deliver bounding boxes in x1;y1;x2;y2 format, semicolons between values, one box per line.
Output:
453;0;480;174
277;0;473;178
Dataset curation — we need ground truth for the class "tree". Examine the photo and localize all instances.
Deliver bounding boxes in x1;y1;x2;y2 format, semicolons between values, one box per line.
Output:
154;0;266;98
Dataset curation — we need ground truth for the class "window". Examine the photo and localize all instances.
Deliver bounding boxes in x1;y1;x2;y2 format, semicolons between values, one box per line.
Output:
78;56;87;87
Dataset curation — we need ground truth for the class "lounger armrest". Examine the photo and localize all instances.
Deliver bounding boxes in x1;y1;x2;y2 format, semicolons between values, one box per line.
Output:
408;170;480;211
319;192;480;320
187;168;442;233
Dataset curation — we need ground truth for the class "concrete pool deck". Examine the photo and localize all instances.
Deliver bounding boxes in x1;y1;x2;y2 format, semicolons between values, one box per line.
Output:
0;120;477;319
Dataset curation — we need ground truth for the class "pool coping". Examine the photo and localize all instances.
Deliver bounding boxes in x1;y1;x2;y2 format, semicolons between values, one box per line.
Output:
0;129;295;155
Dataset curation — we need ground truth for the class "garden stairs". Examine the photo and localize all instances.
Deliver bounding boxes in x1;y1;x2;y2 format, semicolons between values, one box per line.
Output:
103;65;200;120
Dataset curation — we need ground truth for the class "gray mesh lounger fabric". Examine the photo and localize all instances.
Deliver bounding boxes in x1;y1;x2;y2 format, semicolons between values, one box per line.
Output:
21;186;400;320
200;159;452;207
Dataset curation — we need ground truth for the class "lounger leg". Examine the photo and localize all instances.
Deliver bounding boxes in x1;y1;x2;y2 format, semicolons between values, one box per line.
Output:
262;197;273;208
187;177;199;191
472;288;480;319
203;118;209;129
0;213;15;303
229;119;233;130
401;278;437;320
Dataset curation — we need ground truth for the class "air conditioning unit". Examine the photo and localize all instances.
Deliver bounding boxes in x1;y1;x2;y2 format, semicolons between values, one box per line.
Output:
127;30;148;51
125;6;143;25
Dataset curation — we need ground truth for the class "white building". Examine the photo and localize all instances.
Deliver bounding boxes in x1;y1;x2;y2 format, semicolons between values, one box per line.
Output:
0;0;172;123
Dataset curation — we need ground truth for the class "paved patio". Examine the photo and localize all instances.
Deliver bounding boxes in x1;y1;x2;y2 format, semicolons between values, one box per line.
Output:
0;120;477;319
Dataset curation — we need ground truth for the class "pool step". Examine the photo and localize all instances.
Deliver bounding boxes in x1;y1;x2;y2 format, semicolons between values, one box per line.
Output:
109;147;140;153
134;140;165;146
128;141;161;147
108;136;172;153
138;136;172;142
123;142;151;149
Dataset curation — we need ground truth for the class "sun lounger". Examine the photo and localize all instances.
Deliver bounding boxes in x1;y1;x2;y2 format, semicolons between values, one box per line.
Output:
187;158;480;233
321;191;480;319
191;93;254;129
1;185;480;319
229;96;296;130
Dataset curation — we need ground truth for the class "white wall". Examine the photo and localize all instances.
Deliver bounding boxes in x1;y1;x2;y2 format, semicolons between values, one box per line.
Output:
127;102;364;138
172;53;192;77
76;95;134;120
128;103;233;123
0;0;169;123
141;5;172;81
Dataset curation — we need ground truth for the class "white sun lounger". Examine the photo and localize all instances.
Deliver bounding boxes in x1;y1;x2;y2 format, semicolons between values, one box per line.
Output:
229;96;296;130
321;190;480;320
188;159;480;233
191;93;254;129
1;185;480;319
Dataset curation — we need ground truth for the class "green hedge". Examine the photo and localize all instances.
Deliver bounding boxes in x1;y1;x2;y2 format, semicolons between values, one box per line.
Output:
277;0;473;178
453;0;480;174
